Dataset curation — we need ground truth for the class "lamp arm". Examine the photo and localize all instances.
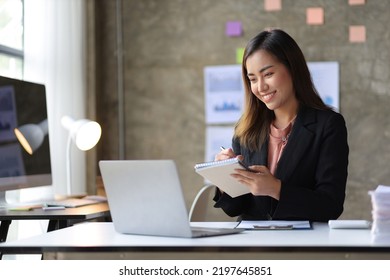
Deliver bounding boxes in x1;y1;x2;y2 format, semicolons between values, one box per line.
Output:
66;133;72;196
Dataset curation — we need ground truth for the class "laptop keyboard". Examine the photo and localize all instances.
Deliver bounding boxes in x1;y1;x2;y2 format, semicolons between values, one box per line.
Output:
191;227;244;237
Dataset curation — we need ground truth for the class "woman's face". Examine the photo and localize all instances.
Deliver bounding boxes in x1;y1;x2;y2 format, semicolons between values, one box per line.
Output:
246;50;297;113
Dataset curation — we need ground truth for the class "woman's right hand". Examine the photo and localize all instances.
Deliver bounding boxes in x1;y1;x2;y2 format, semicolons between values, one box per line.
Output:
215;147;242;161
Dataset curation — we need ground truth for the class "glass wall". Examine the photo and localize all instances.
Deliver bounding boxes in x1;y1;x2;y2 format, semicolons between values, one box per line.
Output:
0;0;23;79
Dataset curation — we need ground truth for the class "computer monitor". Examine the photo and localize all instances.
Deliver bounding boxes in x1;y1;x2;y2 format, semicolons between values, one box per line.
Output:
0;76;52;207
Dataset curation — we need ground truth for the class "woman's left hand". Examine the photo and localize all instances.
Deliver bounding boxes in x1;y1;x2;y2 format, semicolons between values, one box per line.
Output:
231;165;281;200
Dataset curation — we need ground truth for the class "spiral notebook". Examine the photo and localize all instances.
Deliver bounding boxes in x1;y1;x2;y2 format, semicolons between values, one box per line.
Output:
194;158;252;198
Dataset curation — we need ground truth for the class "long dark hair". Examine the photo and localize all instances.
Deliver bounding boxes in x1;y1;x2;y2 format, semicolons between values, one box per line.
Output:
234;29;330;151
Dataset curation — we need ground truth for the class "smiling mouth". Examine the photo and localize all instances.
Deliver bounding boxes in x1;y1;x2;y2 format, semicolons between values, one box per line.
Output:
261;91;276;101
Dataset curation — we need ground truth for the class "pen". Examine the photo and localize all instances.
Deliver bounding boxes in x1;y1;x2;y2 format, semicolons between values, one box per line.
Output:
253;225;294;230
42;206;66;211
220;146;226;151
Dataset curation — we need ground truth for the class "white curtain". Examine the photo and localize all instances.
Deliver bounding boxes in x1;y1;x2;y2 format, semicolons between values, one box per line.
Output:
4;0;87;246
23;0;87;196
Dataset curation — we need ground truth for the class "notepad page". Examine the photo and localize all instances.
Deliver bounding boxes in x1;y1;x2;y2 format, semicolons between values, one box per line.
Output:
194;158;251;198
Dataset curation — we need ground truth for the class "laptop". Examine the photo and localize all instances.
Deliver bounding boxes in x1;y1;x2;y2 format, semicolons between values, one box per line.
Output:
99;160;243;238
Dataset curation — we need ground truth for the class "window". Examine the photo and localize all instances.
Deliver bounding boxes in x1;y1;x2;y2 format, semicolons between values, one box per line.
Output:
0;0;23;79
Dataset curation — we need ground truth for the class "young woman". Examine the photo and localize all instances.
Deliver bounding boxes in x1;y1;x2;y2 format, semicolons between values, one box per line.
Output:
213;29;349;222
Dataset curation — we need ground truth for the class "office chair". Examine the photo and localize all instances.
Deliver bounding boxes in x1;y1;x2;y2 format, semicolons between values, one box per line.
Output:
188;184;216;222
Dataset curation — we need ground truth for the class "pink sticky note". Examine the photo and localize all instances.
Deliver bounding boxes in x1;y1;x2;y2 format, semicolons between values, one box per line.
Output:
306;7;324;25
225;21;242;37
349;25;366;43
265;0;282;11
349;0;365;5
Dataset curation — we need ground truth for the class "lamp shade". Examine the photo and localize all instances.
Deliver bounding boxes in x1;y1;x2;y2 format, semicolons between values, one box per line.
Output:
14;119;49;155
61;116;101;151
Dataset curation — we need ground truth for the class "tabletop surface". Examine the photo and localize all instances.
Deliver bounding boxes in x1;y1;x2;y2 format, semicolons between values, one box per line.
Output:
1;222;389;253
0;202;110;220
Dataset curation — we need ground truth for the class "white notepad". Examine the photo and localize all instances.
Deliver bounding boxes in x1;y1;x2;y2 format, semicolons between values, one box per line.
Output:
328;220;372;229
194;158;252;198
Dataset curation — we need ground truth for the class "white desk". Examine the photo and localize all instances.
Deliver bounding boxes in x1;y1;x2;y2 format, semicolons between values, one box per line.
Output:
1;222;389;260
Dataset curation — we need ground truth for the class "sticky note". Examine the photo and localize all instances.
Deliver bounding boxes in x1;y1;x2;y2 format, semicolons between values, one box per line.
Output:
349;25;366;43
225;21;242;37
306;7;324;25
349;0;365;5
236;48;245;64
264;0;282;11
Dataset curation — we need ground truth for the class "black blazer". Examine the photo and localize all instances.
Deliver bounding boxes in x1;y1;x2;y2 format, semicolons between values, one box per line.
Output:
214;106;349;222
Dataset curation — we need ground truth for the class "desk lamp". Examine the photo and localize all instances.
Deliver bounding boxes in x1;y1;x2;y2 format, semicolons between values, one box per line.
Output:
61;116;101;196
14;119;49;155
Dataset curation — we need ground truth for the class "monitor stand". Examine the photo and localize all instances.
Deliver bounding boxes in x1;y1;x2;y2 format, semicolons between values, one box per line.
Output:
0;190;12;208
0;190;41;209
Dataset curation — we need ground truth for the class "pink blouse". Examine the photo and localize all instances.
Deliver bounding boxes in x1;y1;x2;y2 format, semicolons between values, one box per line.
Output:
268;121;294;175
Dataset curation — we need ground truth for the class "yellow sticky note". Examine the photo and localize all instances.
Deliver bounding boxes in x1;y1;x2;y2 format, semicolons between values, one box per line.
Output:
349;25;366;43
306;7;324;25
236;48;245;64
264;0;282;11
9;207;33;211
